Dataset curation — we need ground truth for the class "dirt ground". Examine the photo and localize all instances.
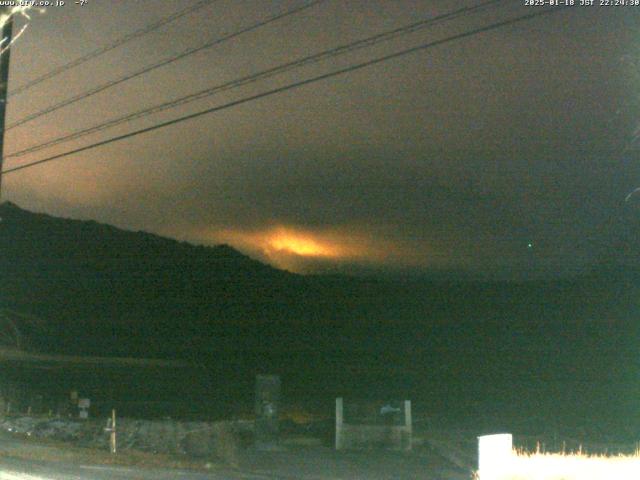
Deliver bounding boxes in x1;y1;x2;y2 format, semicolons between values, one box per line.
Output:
0;428;477;479
239;444;473;479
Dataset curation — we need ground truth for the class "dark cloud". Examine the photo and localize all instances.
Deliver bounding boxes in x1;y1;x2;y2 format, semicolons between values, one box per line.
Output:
3;1;640;275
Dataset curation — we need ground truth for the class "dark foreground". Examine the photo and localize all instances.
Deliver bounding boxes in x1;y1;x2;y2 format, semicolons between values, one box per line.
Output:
0;429;473;480
1;421;637;479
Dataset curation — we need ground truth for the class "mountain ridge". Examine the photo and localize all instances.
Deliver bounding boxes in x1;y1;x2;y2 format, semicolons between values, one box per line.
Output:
0;201;638;360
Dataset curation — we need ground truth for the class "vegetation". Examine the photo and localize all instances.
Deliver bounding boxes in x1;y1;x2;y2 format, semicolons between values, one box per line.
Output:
476;449;640;480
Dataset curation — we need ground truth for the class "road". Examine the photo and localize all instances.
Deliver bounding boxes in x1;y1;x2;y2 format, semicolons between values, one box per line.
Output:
0;447;471;480
0;456;288;480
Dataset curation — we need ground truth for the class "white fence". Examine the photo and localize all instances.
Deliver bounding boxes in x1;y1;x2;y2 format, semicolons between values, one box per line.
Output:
335;397;412;451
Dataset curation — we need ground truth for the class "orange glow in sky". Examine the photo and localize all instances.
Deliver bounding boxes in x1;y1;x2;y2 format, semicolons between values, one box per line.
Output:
206;225;425;273
217;226;350;262
264;227;342;257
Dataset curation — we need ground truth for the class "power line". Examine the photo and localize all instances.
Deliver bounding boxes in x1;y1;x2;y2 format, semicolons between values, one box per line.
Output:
5;0;506;159
6;0;326;131
9;0;219;97
2;6;569;176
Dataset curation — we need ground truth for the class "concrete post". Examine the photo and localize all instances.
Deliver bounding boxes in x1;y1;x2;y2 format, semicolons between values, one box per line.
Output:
0;8;13;201
477;433;513;479
254;375;280;450
110;409;117;454
403;400;412;451
335;397;344;450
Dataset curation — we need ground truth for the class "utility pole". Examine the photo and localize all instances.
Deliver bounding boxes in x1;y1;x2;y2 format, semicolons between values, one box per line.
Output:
0;7;13;202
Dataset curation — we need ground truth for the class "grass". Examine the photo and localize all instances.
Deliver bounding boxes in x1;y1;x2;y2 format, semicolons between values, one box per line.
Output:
0;432;218;472
475;446;640;480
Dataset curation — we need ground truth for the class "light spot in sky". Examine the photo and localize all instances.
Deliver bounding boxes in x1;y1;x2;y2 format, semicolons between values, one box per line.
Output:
216;226;356;263
209;225;421;273
265;227;342;258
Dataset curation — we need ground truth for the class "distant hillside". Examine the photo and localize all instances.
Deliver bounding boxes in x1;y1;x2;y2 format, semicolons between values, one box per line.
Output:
0;202;419;358
1;201;639;355
0;201;301;356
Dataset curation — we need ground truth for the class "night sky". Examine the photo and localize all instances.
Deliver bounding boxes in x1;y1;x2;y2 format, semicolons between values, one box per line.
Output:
2;0;639;276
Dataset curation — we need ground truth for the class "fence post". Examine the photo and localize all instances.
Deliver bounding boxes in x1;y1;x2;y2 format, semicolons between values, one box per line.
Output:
335;397;344;450
477;433;513;479
110;409;117;454
255;375;280;450
403;400;412;451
